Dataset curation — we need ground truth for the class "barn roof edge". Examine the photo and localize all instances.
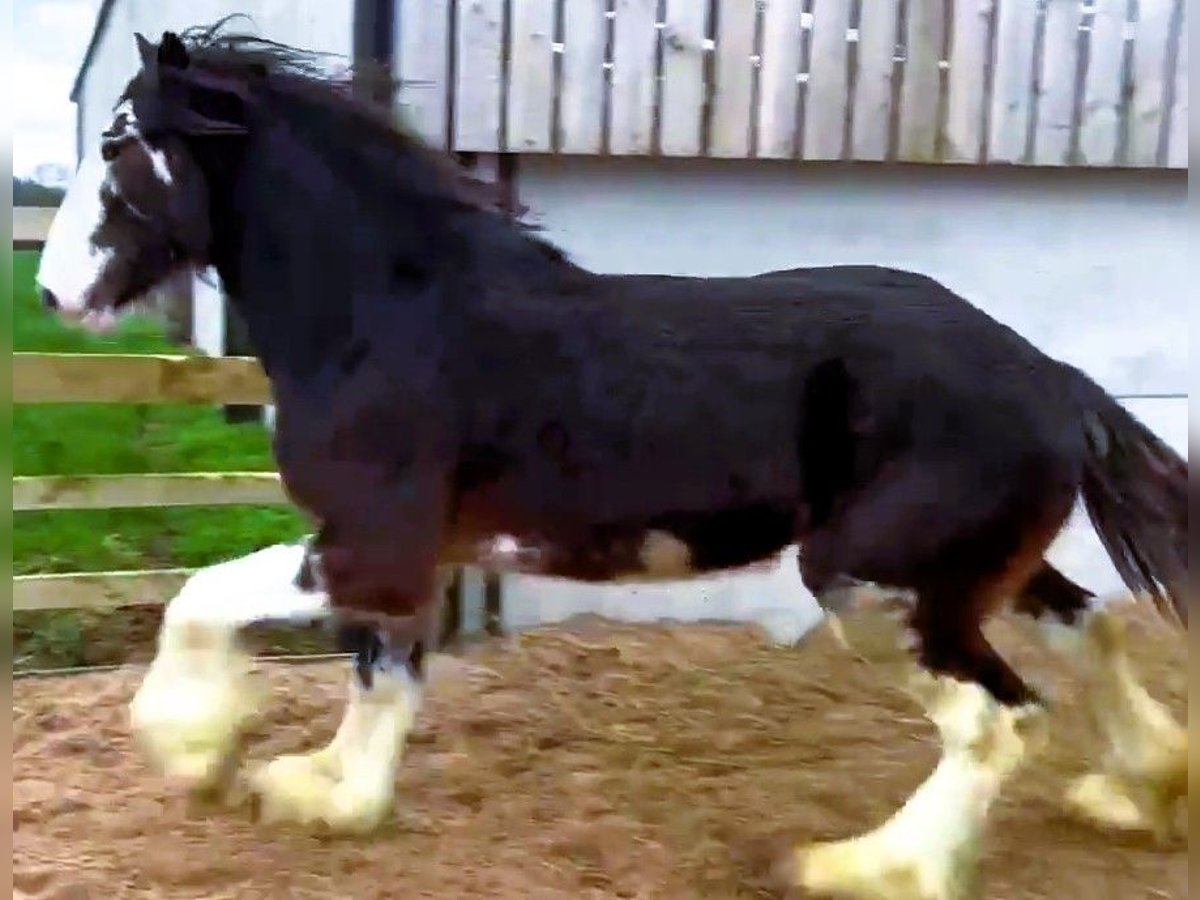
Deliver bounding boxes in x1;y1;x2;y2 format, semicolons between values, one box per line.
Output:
69;0;118;103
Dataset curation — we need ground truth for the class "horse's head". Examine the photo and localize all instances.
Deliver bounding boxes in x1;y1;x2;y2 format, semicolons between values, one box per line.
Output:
37;30;245;331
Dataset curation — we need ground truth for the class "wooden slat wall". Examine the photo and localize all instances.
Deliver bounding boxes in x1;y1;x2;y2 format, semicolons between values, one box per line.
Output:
1034;0;1084;165
710;0;758;158
608;0;659;155
1079;0;1131;166
558;0;609;154
942;0;991;164
660;0;709;156
1128;0;1177;166
454;0;505;150
394;0;452;147
803;0;853;160
851;0;900;162
1165;0;1187;168
507;0;557;152
988;0;1039;164
410;0;1185;167
756;0;804;159
897;0;947;162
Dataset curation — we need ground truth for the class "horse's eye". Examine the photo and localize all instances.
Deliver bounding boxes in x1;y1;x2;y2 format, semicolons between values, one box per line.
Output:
101;140;121;162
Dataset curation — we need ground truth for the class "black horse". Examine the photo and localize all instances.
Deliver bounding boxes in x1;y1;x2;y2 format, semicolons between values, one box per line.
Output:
36;23;1187;900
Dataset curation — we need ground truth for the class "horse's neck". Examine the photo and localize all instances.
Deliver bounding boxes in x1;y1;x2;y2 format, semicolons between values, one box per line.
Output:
207;109;570;384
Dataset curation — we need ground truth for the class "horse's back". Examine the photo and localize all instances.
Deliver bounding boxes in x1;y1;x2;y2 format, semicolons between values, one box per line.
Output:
451;262;1083;533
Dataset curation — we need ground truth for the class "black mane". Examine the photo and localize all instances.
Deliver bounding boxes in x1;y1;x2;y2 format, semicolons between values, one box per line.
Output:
157;16;556;249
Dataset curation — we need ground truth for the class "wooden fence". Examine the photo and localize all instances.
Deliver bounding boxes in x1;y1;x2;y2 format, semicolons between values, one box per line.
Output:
11;348;495;636
12;222;496;640
14;206;57;250
397;0;1188;168
12;351;281;613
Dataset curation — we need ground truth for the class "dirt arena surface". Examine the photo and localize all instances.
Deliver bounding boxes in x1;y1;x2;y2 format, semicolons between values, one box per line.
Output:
13;605;1187;899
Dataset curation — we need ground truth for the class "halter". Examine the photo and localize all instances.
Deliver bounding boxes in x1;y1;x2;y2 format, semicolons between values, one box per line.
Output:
97;102;168;224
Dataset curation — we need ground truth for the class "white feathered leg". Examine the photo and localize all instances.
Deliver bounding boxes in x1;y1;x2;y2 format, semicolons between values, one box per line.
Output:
785;596;1044;900
129;541;330;795
794;671;1041;900
1038;603;1187;842
248;631;424;834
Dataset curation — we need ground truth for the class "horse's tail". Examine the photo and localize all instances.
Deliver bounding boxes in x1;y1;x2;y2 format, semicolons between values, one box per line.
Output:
1067;367;1189;626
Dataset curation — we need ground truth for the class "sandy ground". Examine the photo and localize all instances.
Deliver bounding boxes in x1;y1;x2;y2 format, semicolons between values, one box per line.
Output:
13;605;1187;899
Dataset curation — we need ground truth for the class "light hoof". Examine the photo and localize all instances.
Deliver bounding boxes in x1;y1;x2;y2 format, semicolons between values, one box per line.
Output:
246;751;395;835
128;622;265;796
1065;767;1187;844
792;835;979;900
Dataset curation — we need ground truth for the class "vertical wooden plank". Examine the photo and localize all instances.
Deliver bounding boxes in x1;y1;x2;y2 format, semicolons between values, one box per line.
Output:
898;0;948;162
394;0;451;148
942;0;992;163
1165;0;1187;167
609;0;659;154
660;0;709;156
1078;0;1129;165
454;0;506;151
757;0;805;159
711;0;758;157
507;0;557;151
850;0;901;160
987;0;1039;162
803;0;854;159
559;0;609;153
1127;0;1175;166
1033;0;1083;165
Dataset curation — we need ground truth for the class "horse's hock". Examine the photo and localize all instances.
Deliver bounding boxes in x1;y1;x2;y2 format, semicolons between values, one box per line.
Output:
13;607;1185;899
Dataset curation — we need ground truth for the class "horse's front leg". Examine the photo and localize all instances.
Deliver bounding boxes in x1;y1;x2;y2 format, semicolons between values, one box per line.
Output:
246;622;427;834
129;539;331;797
241;505;446;834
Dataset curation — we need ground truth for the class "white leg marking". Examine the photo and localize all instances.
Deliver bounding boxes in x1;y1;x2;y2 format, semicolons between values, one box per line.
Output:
128;541;329;794
1041;606;1187;841
248;661;422;834
35;152;113;315
795;674;1040;900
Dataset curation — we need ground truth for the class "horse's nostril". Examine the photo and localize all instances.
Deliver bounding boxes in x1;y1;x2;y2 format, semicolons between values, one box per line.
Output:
41;288;60;311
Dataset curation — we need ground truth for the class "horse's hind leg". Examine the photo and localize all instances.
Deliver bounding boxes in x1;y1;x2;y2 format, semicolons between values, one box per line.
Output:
783;463;1070;900
1014;563;1187;842
246;623;425;834
129;540;331;797
791;588;1046;900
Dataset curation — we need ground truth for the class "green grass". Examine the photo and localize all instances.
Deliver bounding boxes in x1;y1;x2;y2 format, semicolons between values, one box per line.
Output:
12;250;311;667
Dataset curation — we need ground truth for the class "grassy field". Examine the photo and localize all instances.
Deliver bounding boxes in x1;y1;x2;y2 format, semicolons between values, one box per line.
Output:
12;250;312;668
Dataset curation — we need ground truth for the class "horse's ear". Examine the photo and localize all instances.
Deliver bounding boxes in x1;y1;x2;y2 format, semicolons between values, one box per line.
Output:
157;31;190;70
134;32;156;69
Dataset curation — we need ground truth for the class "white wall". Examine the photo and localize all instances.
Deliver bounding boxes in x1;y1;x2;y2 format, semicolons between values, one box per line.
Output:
499;158;1189;642
518;157;1188;399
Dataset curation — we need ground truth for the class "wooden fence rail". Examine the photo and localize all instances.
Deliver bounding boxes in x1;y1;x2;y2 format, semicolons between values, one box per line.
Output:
12;349;284;613
13;352;272;405
397;0;1188;168
13;222;494;640
11;348;489;635
13;472;287;511
14;206;58;249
